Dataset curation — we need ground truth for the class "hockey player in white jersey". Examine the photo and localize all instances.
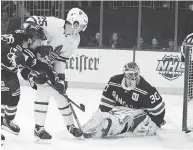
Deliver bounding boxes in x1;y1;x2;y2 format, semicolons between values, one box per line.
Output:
22;8;88;143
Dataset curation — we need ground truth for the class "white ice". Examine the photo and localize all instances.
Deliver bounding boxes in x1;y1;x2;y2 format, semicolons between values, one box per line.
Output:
2;86;193;150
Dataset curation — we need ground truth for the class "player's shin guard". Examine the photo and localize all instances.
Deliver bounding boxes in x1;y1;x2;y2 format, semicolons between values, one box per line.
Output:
34;101;49;126
34;101;51;143
56;95;83;138
58;103;74;125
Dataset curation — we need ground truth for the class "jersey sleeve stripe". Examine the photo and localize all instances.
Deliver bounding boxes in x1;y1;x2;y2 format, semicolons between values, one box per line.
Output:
100;102;115;109
146;101;165;111
108;82;122;88
149;107;165;116
1;87;9;91
101;98;116;106
134;88;148;95
23;49;35;58
59;56;69;60
147;101;165;115
102;95;116;103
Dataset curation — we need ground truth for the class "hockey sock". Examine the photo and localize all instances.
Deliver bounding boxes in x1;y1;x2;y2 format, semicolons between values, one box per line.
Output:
4;95;20;121
4;105;17;121
58;103;74;125
1;91;9;120
34;101;49;126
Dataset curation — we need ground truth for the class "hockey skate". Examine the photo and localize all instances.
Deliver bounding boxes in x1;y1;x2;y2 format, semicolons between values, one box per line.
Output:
1;118;20;135
67;125;83;138
1;134;5;146
34;127;52;144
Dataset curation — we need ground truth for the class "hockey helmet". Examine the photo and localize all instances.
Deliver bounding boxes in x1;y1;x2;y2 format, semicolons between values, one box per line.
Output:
123;62;140;88
66;8;88;33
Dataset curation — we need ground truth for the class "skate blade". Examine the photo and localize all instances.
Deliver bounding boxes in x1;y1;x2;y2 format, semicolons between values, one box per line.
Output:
34;136;51;144
1;126;19;135
1;140;4;146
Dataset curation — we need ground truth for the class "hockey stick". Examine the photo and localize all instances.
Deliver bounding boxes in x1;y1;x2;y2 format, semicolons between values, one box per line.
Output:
46;81;83;130
46;81;85;112
23;66;83;132
24;65;85;112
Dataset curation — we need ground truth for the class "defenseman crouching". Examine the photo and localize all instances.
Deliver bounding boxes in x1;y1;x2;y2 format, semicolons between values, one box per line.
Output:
83;62;165;138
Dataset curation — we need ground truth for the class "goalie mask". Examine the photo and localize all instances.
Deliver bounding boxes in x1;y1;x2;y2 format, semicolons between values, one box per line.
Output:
123;62;140;89
66;8;88;35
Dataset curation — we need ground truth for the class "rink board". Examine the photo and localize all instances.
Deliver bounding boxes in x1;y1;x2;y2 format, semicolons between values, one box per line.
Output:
19;49;184;95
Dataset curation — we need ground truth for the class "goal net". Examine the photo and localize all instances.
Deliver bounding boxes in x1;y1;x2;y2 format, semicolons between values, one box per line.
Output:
182;45;193;132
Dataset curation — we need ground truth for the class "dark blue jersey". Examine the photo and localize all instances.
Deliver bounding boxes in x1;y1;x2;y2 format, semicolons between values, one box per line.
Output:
1;29;36;60
99;74;165;127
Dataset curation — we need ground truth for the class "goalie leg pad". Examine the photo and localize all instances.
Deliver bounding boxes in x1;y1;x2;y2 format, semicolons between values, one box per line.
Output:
132;115;157;136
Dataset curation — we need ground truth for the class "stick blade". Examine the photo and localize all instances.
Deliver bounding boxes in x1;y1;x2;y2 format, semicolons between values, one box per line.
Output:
80;104;85;112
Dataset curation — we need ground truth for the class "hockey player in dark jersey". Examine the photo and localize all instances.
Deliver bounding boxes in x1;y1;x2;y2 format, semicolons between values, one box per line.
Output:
82;62;165;138
1;41;25;145
1;25;45;144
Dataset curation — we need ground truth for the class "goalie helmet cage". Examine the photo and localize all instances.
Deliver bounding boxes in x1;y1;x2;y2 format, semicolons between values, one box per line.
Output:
182;45;193;132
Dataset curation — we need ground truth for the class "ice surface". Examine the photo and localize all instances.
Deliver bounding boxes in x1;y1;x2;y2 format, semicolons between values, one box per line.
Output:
1;86;193;150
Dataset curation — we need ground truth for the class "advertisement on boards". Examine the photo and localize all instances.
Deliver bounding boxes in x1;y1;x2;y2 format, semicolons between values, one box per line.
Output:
65;49;133;84
135;51;184;90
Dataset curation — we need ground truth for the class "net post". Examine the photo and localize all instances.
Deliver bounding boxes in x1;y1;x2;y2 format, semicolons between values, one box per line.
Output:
182;46;190;132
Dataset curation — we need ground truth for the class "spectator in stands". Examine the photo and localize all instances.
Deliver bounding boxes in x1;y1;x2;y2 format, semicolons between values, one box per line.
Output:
109;32;122;49
87;32;100;47
1;11;10;34
148;37;162;50
162;39;175;51
133;37;148;49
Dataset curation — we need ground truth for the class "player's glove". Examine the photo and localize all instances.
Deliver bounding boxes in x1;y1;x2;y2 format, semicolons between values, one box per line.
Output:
28;70;48;90
52;73;68;94
29;70;48;84
38;45;63;63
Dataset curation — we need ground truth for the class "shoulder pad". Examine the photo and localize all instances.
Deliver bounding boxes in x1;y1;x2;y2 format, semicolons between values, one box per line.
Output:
109;74;124;84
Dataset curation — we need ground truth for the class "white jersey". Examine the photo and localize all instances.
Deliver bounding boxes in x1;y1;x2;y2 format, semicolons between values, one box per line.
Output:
24;16;80;74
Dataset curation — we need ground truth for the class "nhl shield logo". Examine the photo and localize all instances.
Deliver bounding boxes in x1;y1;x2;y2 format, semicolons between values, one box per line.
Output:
156;55;184;81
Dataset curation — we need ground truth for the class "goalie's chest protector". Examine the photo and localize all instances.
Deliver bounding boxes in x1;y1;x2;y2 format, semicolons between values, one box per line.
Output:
108;75;150;109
